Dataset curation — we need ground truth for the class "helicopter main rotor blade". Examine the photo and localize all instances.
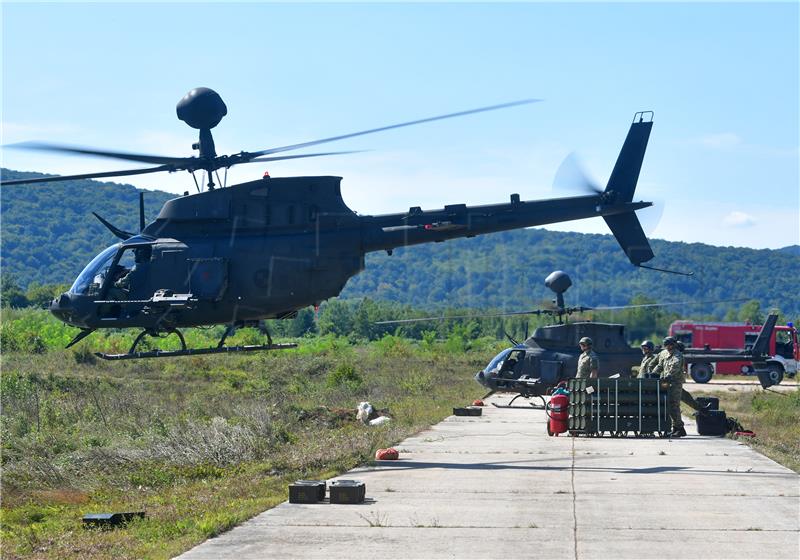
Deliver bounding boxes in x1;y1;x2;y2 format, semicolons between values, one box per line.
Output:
241;150;367;164
588;298;749;311
248;99;541;159
7;141;193;166
0;164;176;186
375;308;553;325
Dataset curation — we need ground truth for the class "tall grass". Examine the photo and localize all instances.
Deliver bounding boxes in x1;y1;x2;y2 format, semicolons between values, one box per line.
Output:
0;312;489;559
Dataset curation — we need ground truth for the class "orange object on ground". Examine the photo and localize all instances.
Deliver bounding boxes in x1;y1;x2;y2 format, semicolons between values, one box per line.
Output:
375;448;399;460
472;399;485;406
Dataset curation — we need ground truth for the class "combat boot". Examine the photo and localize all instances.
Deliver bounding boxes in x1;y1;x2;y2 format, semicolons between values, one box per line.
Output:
671;426;687;438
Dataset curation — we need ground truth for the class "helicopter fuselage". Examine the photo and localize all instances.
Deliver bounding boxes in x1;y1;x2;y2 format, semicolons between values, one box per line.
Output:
50;175;650;332
476;322;645;393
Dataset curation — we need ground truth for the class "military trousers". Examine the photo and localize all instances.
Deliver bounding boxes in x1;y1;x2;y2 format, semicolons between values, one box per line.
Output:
668;383;684;429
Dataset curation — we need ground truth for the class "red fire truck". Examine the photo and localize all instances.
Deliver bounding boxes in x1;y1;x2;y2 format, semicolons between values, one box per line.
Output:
668;320;798;383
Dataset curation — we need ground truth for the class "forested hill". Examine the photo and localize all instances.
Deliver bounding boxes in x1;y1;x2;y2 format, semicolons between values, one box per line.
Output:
2;169;175;286
2;168;798;317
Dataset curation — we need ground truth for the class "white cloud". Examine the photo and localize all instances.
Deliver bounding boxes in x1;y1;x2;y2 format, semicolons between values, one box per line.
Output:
723;211;756;228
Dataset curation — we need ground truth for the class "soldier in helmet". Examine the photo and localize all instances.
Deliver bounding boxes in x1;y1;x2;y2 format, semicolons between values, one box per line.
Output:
576;337;599;379
637;340;658;378
652;336;687;437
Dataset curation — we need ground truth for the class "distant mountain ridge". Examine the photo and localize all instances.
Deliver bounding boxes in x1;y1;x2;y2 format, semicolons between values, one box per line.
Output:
2;168;798;317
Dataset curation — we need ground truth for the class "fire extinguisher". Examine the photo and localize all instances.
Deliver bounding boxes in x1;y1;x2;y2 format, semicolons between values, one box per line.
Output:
546;388;570;436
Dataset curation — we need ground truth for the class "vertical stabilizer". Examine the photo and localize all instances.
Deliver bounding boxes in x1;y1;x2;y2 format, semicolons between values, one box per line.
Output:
605;112;653;203
751;313;778;357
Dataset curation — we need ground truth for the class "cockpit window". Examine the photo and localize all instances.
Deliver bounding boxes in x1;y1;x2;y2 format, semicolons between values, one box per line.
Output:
69;244;119;295
485;349;511;373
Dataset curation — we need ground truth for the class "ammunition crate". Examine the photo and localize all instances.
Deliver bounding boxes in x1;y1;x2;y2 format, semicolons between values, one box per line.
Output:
453;406;482;416
329;480;366;504
289;480;327;503
567;378;671;436
696;410;728;436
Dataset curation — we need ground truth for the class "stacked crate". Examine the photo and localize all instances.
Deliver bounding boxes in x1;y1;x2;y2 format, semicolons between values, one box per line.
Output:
566;378;672;437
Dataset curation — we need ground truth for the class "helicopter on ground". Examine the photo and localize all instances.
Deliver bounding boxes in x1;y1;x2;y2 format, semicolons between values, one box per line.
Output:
471;272;780;404
3;88;663;360
379;270;779;405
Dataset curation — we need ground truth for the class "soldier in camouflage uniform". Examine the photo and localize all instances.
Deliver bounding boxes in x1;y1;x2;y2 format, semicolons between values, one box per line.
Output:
637;340;658;378
576;337;599;379
652;336;687;437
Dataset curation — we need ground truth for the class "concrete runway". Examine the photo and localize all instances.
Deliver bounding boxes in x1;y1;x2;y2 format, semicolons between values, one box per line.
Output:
177;398;799;559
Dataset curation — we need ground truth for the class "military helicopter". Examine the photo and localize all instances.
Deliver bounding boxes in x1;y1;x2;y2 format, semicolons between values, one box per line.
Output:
2;87;662;360
470;272;779;404
379;270;775;405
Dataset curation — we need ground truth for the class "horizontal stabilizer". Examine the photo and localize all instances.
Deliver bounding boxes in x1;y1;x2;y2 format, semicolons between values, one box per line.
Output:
603;211;654;265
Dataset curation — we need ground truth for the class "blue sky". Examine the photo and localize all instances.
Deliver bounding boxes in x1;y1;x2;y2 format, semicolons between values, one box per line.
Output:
2;2;798;249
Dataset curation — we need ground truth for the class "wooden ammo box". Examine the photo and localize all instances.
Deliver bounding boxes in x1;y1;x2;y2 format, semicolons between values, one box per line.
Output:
289;480;326;503
329;480;365;504
453;406;482;416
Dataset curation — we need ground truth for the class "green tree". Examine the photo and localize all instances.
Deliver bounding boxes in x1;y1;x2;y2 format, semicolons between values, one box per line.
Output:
738;300;764;324
288;307;317;337
317;300;354;337
1;275;28;308
25;283;68;309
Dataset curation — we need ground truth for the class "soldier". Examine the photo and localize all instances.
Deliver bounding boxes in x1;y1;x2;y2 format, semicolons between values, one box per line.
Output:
576;337;599;379
637;340;658;378
652;336;687;437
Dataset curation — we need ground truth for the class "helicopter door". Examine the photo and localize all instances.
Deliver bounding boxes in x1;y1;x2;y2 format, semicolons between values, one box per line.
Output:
188;258;228;300
540;360;563;384
151;248;190;293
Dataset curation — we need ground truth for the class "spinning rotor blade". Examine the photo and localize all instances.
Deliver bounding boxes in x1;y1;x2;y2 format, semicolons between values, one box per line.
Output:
248;99;541;158
375;308;554;325
8;141;193;166
0;164;177;186
636;194;665;236
242;150;367;164
552;152;602;195
588;299;748;312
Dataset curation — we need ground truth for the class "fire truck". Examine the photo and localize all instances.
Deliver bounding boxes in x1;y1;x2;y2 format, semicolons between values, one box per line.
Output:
669;319;798;384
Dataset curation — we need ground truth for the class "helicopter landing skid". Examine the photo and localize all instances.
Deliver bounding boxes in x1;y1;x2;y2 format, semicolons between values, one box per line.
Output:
96;343;297;360
95;326;297;360
492;395;546;410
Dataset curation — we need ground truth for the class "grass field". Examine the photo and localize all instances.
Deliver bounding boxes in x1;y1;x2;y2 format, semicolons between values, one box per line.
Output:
0;328;500;559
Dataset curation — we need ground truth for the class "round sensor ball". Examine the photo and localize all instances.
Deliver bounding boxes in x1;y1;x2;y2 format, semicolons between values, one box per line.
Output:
176;87;228;130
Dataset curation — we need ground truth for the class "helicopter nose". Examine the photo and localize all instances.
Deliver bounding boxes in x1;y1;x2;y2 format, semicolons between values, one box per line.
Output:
50;292;73;324
475;370;487;386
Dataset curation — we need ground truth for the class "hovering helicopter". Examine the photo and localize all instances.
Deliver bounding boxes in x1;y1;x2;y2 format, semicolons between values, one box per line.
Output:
2;88;663;360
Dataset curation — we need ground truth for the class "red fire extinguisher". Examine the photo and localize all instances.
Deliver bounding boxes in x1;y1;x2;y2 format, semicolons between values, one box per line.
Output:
546;390;570;436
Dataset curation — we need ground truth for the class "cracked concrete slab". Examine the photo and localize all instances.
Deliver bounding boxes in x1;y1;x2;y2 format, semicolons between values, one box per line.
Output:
177;396;799;559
